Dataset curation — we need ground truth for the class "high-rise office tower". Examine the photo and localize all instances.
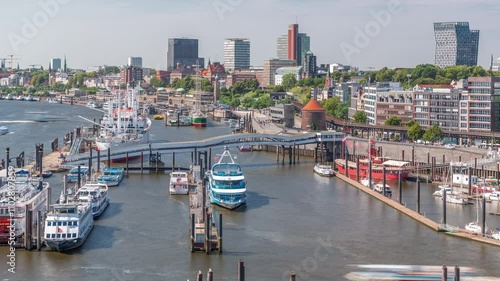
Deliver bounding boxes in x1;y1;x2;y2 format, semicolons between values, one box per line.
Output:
51;58;61;71
128;57;143;68
277;34;288;60
224;38;250;72
434;22;479;68
279;24;310;66
167;38;204;71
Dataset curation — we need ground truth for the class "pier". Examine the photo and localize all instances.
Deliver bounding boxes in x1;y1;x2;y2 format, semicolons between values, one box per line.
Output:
189;165;222;254
334;171;500;247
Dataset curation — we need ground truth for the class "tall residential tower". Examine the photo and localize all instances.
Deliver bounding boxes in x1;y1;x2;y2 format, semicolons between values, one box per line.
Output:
167;38;204;71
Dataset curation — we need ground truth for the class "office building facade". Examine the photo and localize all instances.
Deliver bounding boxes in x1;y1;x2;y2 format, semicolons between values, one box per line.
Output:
224;38;250;72
434;22;480;68
128;57;143;68
277;34;288;60
167;38;204;71
51;58;61;71
262;59;296;87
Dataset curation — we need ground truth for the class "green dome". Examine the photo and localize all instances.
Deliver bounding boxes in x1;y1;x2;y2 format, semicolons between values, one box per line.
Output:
176;88;186;92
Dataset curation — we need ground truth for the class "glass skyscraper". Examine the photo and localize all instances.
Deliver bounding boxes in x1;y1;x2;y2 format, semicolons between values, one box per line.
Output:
167;38;204;71
434;22;479;68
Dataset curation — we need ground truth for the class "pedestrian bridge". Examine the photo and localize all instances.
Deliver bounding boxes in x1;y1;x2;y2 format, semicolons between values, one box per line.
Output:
64;131;343;165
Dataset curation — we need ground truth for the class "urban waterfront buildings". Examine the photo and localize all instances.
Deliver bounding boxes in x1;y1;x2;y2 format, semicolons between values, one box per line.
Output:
303;51;316;78
277;24;311;66
274;66;302;85
167;38;204;71
413;85;461;131
460;77;500;133
434;22;480;68
277;34;288;60
128;57;143;68
262;59;296;87
223;38;250;72
120;66;143;86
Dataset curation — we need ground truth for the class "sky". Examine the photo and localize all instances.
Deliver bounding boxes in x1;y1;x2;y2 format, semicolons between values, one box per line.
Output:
0;0;499;71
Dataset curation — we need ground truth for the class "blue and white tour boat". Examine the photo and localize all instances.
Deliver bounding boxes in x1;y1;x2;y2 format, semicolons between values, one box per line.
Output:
207;147;247;210
97;167;125;187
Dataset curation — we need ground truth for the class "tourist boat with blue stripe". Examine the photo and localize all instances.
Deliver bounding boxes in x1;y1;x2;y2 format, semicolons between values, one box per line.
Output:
66;166;89;183
97;168;125;187
207;147;247;210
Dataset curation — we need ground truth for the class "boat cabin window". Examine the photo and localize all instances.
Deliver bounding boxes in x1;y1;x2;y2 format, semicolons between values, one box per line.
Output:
46;234;50;238
63;221;67;226
72;233;77;238
51;234;55;238
57;234;61;238
62;234;66;238
47;221;52;226
214;180;244;189
57;222;62;226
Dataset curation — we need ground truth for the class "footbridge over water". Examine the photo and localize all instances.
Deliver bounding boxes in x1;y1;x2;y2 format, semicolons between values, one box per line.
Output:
64;131;344;165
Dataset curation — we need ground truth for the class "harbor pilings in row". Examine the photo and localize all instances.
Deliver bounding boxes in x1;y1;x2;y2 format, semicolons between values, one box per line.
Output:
107;147;111;168
356;157;360;182
443;191;447;226
238;259;245;281
482;196;487;236
88;148;93;180
417;180;421;214
126;152;129;176
97;149;100;172
398;171;402;204
36;210;42;251
382;166;387;197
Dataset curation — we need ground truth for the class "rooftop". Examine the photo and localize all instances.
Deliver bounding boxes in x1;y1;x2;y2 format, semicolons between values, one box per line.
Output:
302;98;325;111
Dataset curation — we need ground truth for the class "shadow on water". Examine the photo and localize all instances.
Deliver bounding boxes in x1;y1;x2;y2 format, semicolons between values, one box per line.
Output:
94;202;123;221
80;225;119;251
232;191;275;212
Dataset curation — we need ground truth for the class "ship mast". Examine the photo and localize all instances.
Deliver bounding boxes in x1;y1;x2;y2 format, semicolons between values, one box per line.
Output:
194;60;201;115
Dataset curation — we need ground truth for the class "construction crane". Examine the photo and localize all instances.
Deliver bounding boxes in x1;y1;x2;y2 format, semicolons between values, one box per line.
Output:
0;55;22;71
29;64;43;72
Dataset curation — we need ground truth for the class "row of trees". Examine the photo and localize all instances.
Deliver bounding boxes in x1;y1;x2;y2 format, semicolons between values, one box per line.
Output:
361;64;495;87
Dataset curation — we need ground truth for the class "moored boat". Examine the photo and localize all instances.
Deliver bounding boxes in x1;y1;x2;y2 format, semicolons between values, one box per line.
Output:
0;171;49;244
313;164;334;177
169;171;189;195
66;166;89;183
97;168;125;187
335;158;409;181
465;221;482;235
374;183;392;197
44;201;94;252
207;147;247;210
239;145;252;152
75;183;110;218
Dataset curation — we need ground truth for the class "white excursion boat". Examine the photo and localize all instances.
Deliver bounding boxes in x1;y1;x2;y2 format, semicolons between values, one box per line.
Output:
92;88;152;151
207;147;247;210
0;171;49;244
313;164;334;177
487;192;500;201
374;183;392;197
445;194;470;205
44;201;94;252
433;185;452;197
75;183;110;218
169;171;189;195
0;126;8;136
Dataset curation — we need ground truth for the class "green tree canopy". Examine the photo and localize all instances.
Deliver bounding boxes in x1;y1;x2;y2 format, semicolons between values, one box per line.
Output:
273;85;285;92
385;116;401;126
320;96;349;119
407;123;424;141
406;120;417;127
281;73;297;90
149;77;166;88
422;125;444;143
352;111;368;123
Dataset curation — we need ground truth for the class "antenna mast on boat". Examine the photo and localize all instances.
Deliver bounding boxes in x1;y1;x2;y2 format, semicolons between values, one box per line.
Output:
195;60;201;114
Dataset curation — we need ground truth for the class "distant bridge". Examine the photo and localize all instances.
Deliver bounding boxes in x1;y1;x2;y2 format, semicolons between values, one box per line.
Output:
64;131;343;165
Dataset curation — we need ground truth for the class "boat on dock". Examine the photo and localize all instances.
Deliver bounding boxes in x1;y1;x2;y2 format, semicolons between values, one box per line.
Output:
313;164;334;177
44;201;94;252
374;183;392;198
207;147;247;210
97;168;125;187
66;166;89;183
360;178;374;188
169;171;189;195
0;173;49;244
238;145;252;152
75;183;110;218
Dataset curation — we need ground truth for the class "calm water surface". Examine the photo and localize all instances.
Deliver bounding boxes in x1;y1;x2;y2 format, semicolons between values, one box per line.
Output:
1;101;500;280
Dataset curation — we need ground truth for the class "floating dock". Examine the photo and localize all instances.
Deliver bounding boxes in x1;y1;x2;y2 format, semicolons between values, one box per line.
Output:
189;165;222;254
334;171;500;248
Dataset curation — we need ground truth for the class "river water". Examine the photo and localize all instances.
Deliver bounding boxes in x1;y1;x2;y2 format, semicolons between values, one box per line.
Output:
1;100;500;280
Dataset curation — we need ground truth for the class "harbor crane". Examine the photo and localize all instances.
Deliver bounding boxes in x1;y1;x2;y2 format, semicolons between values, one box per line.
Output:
0;55;21;71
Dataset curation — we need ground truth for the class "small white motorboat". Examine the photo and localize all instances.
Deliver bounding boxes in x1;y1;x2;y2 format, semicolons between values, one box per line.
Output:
313;164;334;177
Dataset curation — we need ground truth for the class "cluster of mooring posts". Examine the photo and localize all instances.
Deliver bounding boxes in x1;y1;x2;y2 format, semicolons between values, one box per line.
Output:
189;165;221;254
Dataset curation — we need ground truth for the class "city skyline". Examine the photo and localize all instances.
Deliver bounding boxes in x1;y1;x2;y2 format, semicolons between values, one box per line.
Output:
0;0;499;70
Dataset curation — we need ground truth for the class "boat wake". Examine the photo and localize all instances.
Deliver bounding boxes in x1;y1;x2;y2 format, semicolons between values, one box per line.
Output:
0;120;36;123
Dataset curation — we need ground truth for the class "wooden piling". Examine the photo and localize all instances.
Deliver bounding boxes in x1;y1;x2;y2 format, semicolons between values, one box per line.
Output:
207;269;213;281
455;266;460;281
219;213;223;253
289;145;292;165
140;151;143;174
417;180;421;214
97;149;100;172
398;171;402;204
443;191;447;226
77;165;81;190
290;272;296;281
276;145;280;162
37;210;42;251
482;196;487;236
402;149;404;161
126;152;129;176
155;152;159;174
238;260;245;281
356;157;360;182
281;145;285;165
468;167;472;195
107;147;111;168
442;265;447;281
383;166;387;197
412;147;415;166
197;271;203;281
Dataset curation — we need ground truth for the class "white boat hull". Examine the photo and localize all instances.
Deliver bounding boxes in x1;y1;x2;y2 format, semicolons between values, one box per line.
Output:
169;185;189;195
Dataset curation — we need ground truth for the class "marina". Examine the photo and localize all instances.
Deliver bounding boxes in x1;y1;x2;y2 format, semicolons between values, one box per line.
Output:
3;101;500;279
